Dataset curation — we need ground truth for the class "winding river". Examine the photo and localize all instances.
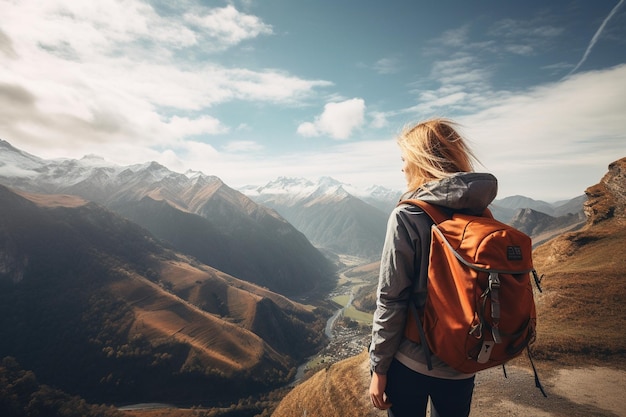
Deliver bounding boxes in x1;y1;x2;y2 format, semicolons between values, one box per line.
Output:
324;290;355;338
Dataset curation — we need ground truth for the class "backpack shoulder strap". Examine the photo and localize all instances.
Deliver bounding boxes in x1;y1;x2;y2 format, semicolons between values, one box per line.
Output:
399;199;449;224
399;198;445;372
400;199;495;221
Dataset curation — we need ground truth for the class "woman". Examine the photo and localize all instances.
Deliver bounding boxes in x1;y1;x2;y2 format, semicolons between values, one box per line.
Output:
369;118;498;417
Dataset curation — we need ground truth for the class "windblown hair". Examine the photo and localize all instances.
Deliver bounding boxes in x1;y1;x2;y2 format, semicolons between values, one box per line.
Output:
398;118;478;192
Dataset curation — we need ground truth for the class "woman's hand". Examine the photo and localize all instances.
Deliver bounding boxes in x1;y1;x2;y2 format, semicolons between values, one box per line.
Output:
369;372;392;410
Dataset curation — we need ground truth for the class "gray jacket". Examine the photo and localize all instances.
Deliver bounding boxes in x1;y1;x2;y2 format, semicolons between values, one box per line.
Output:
369;172;498;378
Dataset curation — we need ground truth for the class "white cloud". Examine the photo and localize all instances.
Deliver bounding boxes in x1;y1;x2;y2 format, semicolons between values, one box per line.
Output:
226;68;332;103
296;98;366;140
405;53;492;115
183;5;273;48
430;55;491;87
166;115;229;137
504;44;535;56
6;65;625;202
5;1;195;60
183;140;221;157
0;0;331;158
1;0;624;204
221;141;264;152
409;12;570;117
296;122;319;138
438;26;470;48
459;64;626;200
193;136;405;193
0;29;17;58
489;18;564;40
373;57;400;74
280;65;626;200
158;149;185;172
369;111;389;129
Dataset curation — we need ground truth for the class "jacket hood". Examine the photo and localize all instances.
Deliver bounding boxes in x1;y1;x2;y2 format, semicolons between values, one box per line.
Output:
402;172;498;215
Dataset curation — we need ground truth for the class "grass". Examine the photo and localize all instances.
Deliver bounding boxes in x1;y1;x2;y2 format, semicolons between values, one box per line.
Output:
332;295;350;306
271;351;380;417
343;306;373;324
530;222;626;364
332;294;373;324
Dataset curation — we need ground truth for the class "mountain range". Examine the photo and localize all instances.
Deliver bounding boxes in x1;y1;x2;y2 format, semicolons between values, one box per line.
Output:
1;139;588;265
242;176;587;258
0;139;342;409
241;177;391;260
0;139;336;297
0;138;600;413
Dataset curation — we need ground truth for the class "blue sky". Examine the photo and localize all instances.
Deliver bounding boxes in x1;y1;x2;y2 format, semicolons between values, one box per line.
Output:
1;0;625;201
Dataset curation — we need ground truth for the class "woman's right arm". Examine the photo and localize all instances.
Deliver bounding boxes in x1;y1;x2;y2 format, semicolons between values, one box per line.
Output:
369;371;392;410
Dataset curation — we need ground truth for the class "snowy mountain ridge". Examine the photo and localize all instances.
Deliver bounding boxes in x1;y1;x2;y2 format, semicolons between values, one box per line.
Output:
241;175;401;211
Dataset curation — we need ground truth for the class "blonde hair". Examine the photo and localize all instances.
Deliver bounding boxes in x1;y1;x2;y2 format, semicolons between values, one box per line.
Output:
398;118;477;192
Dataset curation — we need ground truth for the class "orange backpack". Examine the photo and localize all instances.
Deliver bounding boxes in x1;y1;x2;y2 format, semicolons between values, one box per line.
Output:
402;200;546;395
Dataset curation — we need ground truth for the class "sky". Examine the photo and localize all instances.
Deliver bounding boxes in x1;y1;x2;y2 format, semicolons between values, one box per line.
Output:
1;0;625;201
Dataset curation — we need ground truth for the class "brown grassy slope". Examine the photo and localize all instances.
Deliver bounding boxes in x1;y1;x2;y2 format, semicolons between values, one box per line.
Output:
272;350;385;417
530;158;626;362
14;189;89;208
15;187;294;376
18;186;326;361
157;258;328;361
531;221;626;361
161;259;315;318
1;185;309;405
343;261;379;279
106;266;282;374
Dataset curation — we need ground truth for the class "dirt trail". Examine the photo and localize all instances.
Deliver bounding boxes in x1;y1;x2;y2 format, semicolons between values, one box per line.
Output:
470;363;626;417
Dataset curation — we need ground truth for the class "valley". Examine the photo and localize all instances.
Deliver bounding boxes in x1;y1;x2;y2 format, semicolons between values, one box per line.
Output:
115;257;378;415
295;256;376;381
81;257;377;415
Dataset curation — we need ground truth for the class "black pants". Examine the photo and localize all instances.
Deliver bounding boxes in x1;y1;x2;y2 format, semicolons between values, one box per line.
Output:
385;359;475;417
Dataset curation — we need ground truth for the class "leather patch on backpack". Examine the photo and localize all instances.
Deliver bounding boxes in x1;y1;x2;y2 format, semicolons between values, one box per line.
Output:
507;245;523;261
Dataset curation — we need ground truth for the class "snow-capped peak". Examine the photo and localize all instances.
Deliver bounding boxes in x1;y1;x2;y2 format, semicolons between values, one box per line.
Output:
185;169;204;179
77;154;112;167
240;176;401;209
0;139;46;175
257;177;317;196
